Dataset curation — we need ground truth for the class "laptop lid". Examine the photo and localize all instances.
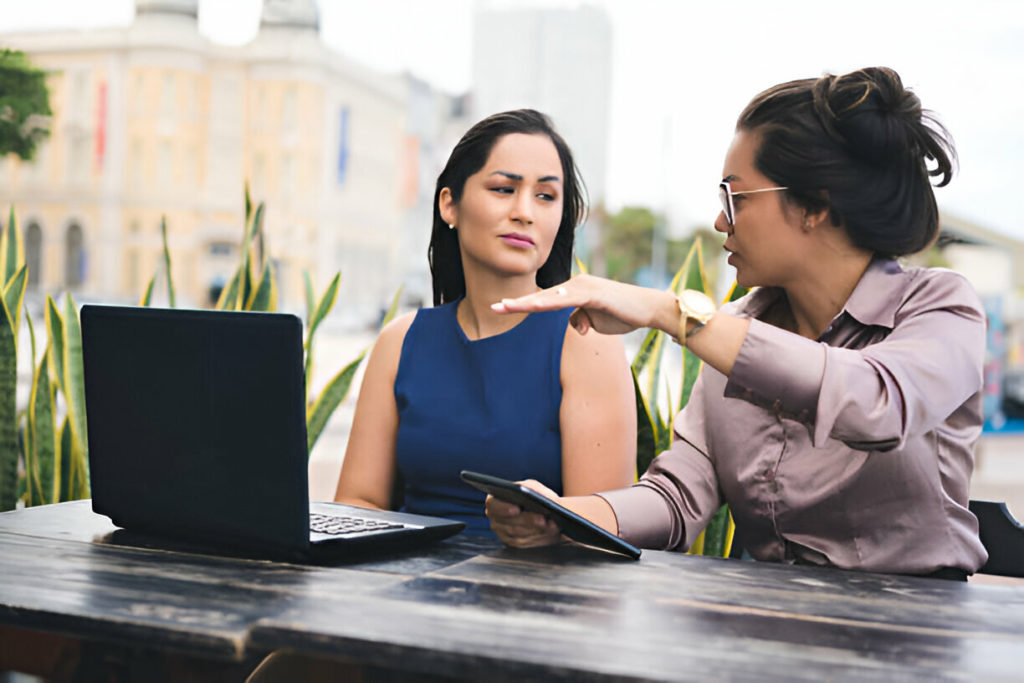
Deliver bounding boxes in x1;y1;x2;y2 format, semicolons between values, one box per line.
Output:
82;305;313;556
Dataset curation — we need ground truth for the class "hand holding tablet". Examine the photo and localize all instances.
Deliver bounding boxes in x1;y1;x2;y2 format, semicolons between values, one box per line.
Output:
460;470;641;560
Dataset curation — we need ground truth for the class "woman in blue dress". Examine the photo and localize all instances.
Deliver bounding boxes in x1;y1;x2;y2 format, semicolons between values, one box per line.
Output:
333;110;636;534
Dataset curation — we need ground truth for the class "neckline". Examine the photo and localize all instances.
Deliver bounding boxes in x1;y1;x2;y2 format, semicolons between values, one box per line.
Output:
451;298;538;344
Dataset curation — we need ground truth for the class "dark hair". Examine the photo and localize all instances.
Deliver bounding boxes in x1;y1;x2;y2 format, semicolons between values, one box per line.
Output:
736;67;956;257
428;109;587;305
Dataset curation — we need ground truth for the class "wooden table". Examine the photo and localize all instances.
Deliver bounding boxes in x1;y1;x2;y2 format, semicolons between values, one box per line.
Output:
2;501;1023;681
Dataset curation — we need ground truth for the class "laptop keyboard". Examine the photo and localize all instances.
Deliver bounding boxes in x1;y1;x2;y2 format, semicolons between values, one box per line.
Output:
309;512;406;536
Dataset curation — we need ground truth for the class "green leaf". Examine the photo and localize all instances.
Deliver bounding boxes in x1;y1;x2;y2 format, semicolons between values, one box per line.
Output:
0;292;17;511
26;299;36;373
246;261;277;312
45;296;66;397
306;272;340;347
244;182;252;225
1;205;23;288
215;266;242;310
724;280;749;304
380;286;403;329
679;347;702;413
573;255;588;275
633;370;658;476
139;275;156;307
630;327;659;376
160;216;176;308
702;504;733;557
58;417;71;502
2;264;26;342
303;270;315;325
16;471;27;505
306;349;366;455
62;294;89;497
238;202;263;309
304;272;341;396
29;350;57;505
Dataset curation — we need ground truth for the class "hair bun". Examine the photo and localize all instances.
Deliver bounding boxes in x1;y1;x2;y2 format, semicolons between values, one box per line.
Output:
812;67;954;186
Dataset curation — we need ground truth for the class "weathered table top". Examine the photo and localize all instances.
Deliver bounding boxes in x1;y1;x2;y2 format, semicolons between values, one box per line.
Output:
2;500;1023;681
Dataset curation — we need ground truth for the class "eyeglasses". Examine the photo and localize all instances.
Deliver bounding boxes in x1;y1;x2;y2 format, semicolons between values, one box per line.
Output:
718;181;789;227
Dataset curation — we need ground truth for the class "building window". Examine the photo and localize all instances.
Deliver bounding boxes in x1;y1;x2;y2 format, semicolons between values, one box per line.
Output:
68;132;90;183
281;153;295;200
161;73;176;117
132;72;146;113
158;141;172;186
282;87;297;130
64;222;85;288
25;221;43;289
130;139;145;187
252;152;266;196
208;242;234;256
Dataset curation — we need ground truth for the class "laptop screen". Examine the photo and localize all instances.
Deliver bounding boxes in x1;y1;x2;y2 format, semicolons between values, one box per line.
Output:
81;305;311;555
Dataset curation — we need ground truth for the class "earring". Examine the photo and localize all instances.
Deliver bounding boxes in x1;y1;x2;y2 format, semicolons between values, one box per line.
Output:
448;223;455;230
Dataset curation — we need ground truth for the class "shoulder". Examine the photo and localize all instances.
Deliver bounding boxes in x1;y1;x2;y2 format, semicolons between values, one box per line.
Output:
561;324;628;371
895;265;984;318
374;310;418;355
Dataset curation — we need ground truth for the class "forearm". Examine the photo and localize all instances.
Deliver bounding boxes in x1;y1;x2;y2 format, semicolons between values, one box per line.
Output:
559;494;619;535
647;289;750;378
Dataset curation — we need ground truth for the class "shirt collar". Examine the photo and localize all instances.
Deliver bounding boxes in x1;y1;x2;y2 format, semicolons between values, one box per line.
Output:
839;257;907;329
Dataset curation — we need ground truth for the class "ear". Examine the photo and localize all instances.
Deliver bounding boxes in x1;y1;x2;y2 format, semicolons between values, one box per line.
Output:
803;207;830;231
801;192;831;232
438;188;457;226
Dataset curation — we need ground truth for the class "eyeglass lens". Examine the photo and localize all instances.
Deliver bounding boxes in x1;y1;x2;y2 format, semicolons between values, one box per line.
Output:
718;183;733;226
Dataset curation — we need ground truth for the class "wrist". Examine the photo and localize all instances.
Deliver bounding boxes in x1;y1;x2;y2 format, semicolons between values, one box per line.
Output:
671;289;716;345
654;290;682;336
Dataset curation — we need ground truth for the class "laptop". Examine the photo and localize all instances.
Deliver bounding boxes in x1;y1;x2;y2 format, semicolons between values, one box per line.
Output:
80;304;464;562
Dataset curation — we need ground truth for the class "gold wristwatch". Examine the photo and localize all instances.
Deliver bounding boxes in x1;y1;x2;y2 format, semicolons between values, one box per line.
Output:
672;289;716;344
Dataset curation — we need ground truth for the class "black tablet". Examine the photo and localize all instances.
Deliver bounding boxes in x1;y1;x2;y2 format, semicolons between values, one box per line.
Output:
460;470;641;560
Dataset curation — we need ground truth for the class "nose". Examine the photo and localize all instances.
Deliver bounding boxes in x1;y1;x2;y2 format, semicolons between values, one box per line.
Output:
510;192;534;225
713;211;731;234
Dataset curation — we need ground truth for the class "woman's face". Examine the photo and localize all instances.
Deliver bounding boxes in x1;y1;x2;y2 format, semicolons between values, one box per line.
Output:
714;129;806;289
440;133;564;284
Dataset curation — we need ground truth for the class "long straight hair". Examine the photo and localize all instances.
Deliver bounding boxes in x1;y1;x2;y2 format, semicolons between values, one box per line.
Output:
428;109;587;305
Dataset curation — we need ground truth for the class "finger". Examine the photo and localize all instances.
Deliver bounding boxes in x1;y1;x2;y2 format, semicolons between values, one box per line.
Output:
485;497;522;519
491;283;579;314
568;308;592;335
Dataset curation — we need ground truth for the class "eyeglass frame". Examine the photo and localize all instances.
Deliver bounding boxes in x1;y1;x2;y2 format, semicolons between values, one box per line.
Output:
718;181;789;227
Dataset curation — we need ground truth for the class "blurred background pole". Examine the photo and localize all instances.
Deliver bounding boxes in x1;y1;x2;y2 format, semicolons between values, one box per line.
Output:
650;116;671;288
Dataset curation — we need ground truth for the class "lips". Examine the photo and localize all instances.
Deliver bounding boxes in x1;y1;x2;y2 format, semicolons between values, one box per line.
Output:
501;233;534;248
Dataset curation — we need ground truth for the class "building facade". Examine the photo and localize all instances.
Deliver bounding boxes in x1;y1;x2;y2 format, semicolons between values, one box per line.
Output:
0;0;458;324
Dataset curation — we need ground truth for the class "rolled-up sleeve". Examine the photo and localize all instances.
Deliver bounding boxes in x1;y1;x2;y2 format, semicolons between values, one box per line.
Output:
728;319;825;417
815;275;985;450
727;270;986;451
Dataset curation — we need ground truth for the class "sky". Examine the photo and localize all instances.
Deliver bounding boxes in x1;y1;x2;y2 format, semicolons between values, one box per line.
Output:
1;0;1023;239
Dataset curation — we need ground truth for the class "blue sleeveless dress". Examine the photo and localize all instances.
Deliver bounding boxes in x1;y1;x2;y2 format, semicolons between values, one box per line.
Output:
394;301;572;535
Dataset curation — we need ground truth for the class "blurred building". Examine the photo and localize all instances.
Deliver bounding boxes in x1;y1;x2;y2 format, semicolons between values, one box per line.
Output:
0;0;463;323
471;1;612;260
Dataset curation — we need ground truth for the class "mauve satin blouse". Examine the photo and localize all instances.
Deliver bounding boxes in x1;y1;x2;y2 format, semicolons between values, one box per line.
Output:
600;258;989;574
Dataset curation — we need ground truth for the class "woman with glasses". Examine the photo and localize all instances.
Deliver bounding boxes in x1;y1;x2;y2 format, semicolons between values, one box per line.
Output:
333;109;636;534
484;67;988;580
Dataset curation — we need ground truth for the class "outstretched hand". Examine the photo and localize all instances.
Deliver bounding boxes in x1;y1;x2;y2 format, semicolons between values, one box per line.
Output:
491;274;678;338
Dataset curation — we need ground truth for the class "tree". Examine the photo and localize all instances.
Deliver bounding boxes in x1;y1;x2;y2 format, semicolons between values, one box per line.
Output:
603;206;723;286
604;206;658;283
0;49;52;161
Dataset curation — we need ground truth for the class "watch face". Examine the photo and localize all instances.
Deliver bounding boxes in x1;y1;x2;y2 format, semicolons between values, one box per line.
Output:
681;290;716;317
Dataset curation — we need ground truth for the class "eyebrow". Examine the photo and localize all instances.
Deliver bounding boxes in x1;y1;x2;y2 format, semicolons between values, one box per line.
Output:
722;174;739;183
490;171;562;183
